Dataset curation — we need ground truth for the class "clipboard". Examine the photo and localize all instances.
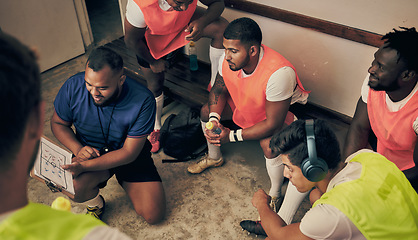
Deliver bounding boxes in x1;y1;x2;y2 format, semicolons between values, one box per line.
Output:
30;136;75;198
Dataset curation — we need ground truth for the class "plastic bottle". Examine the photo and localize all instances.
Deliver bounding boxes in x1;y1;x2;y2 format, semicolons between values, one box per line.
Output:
206;121;222;134
189;41;198;71
51;196;72;212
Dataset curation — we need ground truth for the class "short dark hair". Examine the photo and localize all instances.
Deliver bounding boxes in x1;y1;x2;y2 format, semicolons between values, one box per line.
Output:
0;32;41;169
270;119;341;170
382;27;418;72
223;17;262;47
87;46;123;73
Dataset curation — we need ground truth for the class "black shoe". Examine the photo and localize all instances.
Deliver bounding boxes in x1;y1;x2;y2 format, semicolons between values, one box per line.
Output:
240;220;267;236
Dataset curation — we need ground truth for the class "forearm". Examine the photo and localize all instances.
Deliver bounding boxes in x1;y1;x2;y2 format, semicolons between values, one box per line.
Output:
240;99;290;141
241;120;281;141
208;75;228;116
79;137;146;172
198;1;225;26
79;148;137;172
208;95;227;118
258;204;287;237
51;122;83;155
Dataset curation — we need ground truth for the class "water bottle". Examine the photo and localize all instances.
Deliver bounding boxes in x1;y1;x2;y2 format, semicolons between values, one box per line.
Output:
189;41;198;71
206;121;222;134
51;196;71;212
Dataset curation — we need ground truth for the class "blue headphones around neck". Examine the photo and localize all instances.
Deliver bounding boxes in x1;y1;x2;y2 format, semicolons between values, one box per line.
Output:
301;119;329;182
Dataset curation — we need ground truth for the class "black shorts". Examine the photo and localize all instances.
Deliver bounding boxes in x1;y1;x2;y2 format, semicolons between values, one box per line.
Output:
136;37;182;68
99;140;162;187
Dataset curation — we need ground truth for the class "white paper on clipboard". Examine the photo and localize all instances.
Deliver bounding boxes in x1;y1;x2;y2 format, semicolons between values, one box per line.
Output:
32;137;75;196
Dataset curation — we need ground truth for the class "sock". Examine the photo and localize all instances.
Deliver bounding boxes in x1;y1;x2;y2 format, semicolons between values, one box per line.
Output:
265;155;284;198
202;120;222;160
154;93;164;130
209;46;224;87
278;181;309;225
84;193;104;208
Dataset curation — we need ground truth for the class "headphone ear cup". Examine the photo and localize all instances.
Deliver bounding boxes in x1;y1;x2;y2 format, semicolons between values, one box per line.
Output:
301;157;311;178
301;157;328;182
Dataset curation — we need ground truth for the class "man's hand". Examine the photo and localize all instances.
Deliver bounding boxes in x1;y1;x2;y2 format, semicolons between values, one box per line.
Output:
149;59;168;73
76;146;100;160
252;189;271;209
62;161;84;178
185;19;204;41
204;121;229;146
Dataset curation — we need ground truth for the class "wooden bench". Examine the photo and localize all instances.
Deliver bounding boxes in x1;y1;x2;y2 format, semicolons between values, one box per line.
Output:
104;37;351;125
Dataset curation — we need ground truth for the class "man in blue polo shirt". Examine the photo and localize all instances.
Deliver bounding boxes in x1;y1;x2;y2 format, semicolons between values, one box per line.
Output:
0;32;132;240
51;47;166;224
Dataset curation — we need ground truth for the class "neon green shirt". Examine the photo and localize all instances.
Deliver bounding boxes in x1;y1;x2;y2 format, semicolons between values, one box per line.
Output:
0;202;105;240
314;152;418;239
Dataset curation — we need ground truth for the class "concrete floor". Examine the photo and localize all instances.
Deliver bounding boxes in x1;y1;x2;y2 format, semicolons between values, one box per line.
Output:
29;50;349;240
27;1;349;239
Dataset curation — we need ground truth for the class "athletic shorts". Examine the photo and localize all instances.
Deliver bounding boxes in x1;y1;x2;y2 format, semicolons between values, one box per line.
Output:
136;37;182;68
99;140;162;187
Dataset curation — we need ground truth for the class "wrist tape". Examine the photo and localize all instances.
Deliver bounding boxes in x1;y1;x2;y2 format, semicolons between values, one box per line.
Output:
229;129;243;142
209;112;220;123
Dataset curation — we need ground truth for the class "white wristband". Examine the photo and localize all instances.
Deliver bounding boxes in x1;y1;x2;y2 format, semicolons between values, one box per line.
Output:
209;112;221;123
229;130;236;142
236;129;243;141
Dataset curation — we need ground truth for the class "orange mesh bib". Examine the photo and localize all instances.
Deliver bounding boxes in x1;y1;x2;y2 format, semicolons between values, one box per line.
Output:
133;0;197;59
222;45;308;128
368;88;418;170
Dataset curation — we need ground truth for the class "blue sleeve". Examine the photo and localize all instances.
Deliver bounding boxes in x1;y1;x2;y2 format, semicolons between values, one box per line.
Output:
53;77;74;123
127;94;156;138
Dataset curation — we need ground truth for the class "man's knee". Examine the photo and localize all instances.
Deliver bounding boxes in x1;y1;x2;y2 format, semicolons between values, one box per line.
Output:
260;137;276;158
72;171;109;202
210;17;229;39
71;182;99;203
134;204;166;225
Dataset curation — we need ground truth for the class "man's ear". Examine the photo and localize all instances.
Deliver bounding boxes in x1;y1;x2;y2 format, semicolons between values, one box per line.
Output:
28;101;45;139
401;70;416;82
119;74;126;87
249;45;258;57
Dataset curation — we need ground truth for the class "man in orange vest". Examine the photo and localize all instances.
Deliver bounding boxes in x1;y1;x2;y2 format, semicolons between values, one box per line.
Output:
124;0;228;153
187;17;310;227
343;27;418;191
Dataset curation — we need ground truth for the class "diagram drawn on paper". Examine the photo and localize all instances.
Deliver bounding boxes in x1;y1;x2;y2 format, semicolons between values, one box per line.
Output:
33;137;75;195
39;142;68;189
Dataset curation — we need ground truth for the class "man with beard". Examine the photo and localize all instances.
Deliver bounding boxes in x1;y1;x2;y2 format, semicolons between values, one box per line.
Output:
51;47;166;224
343;27;418;190
0;34;132;239
124;0;228;153
187;17;309;231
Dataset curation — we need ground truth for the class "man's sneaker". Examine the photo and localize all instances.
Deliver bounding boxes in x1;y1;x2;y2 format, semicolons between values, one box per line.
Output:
86;195;105;220
240;220;267;236
269;196;284;213
149;130;161;153
187;154;224;174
